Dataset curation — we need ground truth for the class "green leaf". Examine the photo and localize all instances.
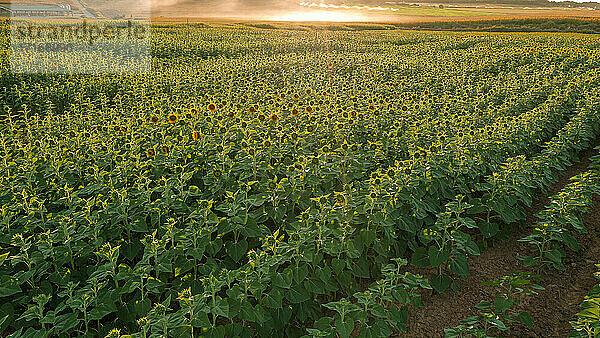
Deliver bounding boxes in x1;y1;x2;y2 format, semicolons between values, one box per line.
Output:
304;277;325;295
313;316;333;331
336;319;354;338
444;328;460;338
20;327;46;338
226;322;249;337
430;274;451;293
332;258;346;275
207;325;227;338
370;303;387;318
493;296;513;314
392;288;410;304
316;266;332;284
475;301;491;310
449;252;469;278
428;245;451;267
286;284;310;304
238;300;255;323
0;253;8;266
560;231;579;252
122;241;142;261
464;240;480;256
191;312;211;328
132;298;151;316
351;257;370;278
53;312;79;332
357;229;377;251
88;302;117;321
305;328;330;337
460;315;480;325
0;276;21;298
0;315;8;332
227;298;241;318
544;249;563;264
167;312;187;329
0;303;13;334
247;196;265;207
357;324;378;338
451;279;462;292
130;217;148;233
478;221;499;238
552;260;566;271
467;202;486;215
517;255;538;267
398;216;420;235
295;263;310;283
252;304;268;325
225;240;248;263
211;297;229;318
272;269;293;289
335;271;356;296
263;289;283;309
411;247;429;268
517;311;533;328
487;315;508;331
377;319;393;337
206;238;223;256
387;306;407;332
146;276;164;294
460;217;477;229
411;295;424;308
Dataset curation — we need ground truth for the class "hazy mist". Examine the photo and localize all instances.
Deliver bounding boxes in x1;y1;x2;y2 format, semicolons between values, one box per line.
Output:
152;0;303;17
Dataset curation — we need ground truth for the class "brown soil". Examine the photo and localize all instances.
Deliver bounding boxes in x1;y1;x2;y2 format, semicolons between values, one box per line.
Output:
401;146;600;338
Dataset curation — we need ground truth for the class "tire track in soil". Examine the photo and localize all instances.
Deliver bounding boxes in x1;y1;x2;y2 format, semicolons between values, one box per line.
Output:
400;143;600;338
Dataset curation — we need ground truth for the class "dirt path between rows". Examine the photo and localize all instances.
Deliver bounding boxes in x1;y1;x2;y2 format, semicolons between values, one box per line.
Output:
401;145;600;337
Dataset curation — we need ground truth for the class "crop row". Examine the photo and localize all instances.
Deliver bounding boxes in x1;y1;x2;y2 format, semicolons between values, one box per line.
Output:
442;100;600;336
406;72;600;279
570;261;600;338
519;169;600;272
444;153;600;337
323;82;600;337
569;150;600;338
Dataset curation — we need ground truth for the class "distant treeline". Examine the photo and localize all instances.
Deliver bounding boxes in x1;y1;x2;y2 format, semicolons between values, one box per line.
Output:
408;0;600;9
391;18;600;33
333;0;600;9
255;19;600;34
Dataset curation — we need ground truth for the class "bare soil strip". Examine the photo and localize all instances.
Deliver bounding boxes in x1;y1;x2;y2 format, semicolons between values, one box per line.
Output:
401;144;600;337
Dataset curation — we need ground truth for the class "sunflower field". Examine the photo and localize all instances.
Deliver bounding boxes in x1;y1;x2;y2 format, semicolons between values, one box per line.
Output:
1;22;600;337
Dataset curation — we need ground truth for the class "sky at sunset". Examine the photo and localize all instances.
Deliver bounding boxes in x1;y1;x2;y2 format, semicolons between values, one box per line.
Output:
150;0;600;20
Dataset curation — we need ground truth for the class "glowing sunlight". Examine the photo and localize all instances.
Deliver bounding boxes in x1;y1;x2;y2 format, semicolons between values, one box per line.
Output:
271;10;366;22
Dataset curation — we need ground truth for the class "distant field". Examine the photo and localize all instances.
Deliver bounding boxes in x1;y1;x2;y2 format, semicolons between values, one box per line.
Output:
148;17;600;34
348;6;600;21
391;17;600;33
454;6;600;18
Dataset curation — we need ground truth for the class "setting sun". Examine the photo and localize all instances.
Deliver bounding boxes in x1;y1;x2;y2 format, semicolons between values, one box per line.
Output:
272;10;366;22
